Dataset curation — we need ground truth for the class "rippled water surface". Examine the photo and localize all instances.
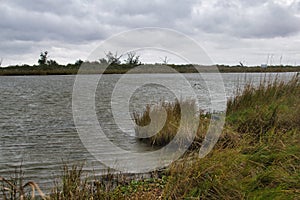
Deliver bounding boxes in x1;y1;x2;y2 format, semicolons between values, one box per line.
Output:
0;73;295;189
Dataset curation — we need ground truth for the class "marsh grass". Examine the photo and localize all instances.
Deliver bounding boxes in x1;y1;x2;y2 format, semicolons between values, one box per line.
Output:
0;166;47;200
133;74;299;148
162;74;300;199
227;74;300;139
133;99;210;149
133;100;238;151
162;127;300;199
49;164;137;199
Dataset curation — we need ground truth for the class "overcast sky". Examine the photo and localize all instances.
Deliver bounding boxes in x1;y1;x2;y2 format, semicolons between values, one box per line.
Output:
1;0;300;66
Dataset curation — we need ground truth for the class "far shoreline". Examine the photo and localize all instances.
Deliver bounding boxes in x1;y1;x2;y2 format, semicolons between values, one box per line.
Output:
0;63;299;76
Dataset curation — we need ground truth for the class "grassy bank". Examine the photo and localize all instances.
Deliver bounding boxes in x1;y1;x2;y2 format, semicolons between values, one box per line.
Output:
1;75;299;199
1;63;300;75
162;74;300;199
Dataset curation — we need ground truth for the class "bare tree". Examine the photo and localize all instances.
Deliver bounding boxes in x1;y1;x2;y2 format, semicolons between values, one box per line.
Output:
0;58;3;67
125;51;141;65
160;56;169;65
105;51;122;65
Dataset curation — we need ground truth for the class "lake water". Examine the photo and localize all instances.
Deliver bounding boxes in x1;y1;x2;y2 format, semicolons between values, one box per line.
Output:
0;72;296;190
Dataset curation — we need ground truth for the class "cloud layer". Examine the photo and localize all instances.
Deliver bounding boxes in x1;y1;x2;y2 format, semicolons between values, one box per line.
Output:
1;0;300;66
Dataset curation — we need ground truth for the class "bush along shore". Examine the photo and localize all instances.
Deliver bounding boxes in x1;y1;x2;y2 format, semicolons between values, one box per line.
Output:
1;62;300;76
1;74;299;199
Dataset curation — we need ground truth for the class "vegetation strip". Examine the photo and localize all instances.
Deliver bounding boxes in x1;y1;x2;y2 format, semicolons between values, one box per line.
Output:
1;51;300;75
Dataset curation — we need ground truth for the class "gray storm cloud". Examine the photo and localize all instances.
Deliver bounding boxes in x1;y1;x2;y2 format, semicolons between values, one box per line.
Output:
191;0;300;38
0;0;300;66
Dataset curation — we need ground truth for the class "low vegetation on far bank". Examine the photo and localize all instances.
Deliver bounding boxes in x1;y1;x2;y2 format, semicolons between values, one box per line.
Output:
1;75;299;199
1;62;300;76
1;51;300;75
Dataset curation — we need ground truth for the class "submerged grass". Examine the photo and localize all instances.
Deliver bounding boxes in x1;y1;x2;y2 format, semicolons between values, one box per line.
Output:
1;74;299;199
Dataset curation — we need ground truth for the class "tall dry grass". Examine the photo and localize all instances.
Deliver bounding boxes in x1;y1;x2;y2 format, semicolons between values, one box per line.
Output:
226;74;300;139
0;167;47;200
133;99;211;149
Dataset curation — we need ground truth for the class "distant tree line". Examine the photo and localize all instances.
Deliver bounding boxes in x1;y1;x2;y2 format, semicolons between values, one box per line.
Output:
35;50;145;67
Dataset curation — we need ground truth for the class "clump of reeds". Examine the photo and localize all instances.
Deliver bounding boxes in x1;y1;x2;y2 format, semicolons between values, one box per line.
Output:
0;167;47;200
50;164;128;199
132;98;241;151
50;164;167;199
132;99;209;148
1;164;168;200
